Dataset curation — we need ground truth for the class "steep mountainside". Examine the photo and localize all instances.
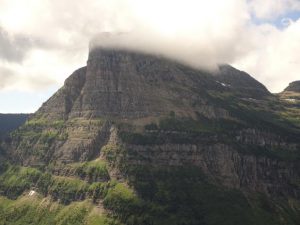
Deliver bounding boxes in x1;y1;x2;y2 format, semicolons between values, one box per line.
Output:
284;81;300;92
0;48;299;225
278;81;300;128
215;65;270;98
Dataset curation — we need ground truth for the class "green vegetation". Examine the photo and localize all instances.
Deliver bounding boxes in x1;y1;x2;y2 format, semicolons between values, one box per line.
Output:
69;160;110;182
102;145;125;167
104;182;141;222
88;182;109;201
0;157;299;225
0;196;116;225
67;118;103;126
49;176;89;204
1;102;299;225
208;90;300;142
120;165;300;225
0;165;106;204
55;201;93;225
0;164;128;224
0;165;43;198
10;116;104;166
280;107;300;128
25;118;65;129
10;116;70;165
40;130;60;143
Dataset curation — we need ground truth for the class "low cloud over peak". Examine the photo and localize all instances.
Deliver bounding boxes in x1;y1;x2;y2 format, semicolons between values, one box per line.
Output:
0;0;299;102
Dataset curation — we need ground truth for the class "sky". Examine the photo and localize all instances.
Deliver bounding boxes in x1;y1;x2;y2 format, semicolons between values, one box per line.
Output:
0;0;300;113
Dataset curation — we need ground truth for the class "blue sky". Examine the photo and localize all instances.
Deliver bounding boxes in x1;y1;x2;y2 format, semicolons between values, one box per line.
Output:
252;10;300;29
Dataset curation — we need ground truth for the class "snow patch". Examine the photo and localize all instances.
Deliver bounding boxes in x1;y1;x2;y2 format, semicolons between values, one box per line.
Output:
216;81;230;87
29;190;36;196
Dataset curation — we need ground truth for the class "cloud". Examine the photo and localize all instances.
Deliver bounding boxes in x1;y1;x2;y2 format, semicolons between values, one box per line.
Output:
0;64;57;91
248;0;300;20
0;67;15;88
90;0;251;70
281;18;294;27
0;0;299;97
0;26;33;62
233;19;300;92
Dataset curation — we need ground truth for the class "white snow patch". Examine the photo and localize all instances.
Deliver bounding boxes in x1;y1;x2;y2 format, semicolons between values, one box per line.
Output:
216;81;230;87
29;190;36;196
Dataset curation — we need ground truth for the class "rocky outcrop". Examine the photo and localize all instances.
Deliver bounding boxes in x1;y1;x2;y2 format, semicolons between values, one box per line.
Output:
37;67;87;120
284;80;300;93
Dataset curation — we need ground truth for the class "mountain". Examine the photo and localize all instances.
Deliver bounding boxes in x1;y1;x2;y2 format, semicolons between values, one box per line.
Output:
0;48;299;225
0;114;29;139
278;81;300;129
216;64;271;98
284;81;300;92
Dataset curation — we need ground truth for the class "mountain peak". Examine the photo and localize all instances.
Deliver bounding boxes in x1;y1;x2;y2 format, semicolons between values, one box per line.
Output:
216;64;270;98
284;80;300;92
37;48;272;121
37;48;219;120
13;47;286;166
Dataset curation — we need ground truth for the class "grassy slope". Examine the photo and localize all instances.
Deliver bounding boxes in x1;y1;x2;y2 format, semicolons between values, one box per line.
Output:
1;162;299;225
0;195;113;225
0;163;124;224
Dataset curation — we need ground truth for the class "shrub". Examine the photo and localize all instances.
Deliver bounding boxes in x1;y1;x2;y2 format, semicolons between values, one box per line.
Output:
72;160;110;182
48;177;89;204
103;182;141;221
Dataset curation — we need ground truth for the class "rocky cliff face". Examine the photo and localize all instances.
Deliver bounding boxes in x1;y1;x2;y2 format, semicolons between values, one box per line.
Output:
2;48;300;225
37;48;237;120
8;48;233;165
120;142;299;198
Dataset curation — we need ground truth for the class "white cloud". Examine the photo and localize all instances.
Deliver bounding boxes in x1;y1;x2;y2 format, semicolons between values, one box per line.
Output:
0;0;299;99
248;0;300;19
90;0;251;70
234;19;300;92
